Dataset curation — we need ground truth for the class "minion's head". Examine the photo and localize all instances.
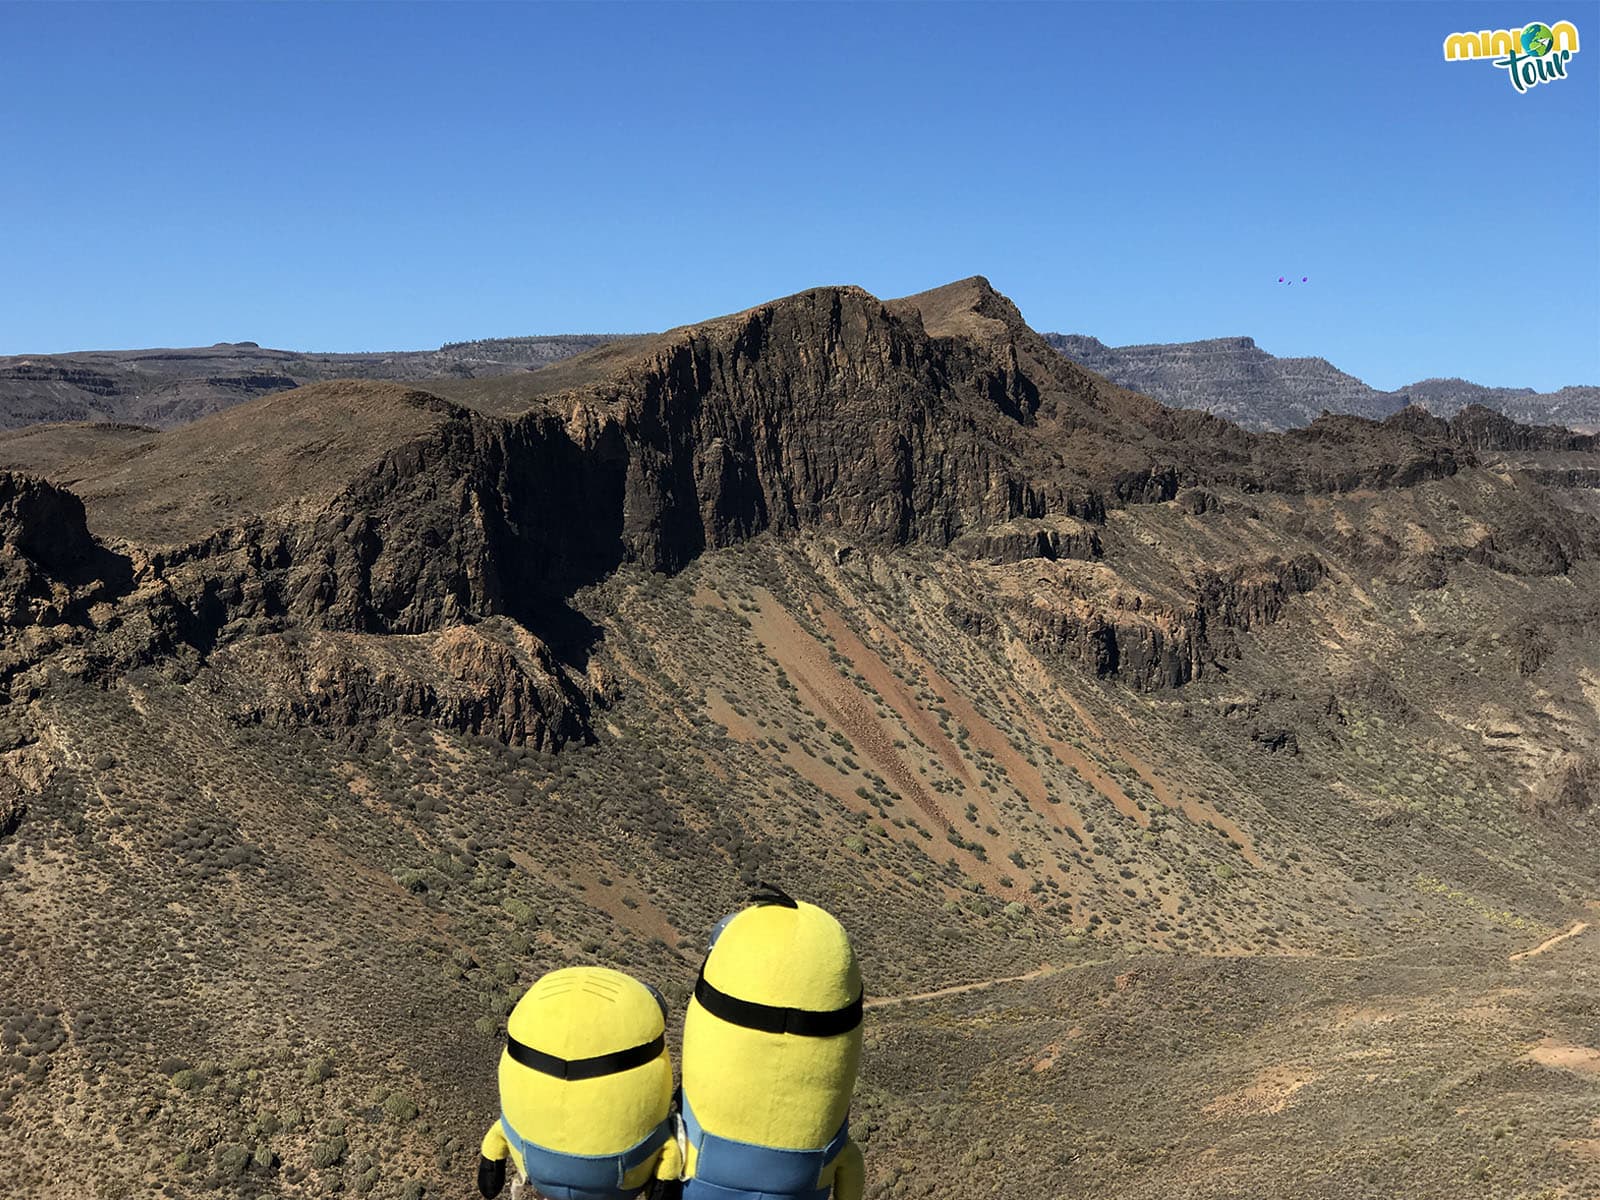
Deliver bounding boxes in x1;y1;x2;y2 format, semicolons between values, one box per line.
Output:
681;885;863;1149
499;966;673;1158
696;884;862;1022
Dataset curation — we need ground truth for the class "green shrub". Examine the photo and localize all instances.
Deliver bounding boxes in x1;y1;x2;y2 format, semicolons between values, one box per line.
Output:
310;1135;348;1169
214;1143;251;1178
303;1055;334;1085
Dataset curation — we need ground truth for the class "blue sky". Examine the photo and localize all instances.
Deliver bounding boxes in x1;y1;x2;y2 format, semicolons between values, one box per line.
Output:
3;1;1596;390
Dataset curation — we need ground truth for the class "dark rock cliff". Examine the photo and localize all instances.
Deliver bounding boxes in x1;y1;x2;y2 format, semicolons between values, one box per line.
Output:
1010;555;1327;692
0;472;131;630
1;279;1588;726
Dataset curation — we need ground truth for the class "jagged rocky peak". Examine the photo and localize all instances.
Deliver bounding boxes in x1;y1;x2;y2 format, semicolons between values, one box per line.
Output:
0;472;97;577
0;472;130;629
888;275;1030;343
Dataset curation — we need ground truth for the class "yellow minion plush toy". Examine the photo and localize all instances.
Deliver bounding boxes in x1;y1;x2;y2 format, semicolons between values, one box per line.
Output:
478;966;682;1199
678;883;865;1200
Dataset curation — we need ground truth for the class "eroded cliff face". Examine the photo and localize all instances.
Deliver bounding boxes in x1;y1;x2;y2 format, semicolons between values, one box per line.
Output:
0;279;1594;751
999;555;1327;692
590;287;1064;565
0;472;132;630
218;620;591;751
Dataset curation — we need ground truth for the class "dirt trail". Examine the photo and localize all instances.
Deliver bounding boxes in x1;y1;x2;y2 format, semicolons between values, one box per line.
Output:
1510;921;1590;961
865;964;1060;1010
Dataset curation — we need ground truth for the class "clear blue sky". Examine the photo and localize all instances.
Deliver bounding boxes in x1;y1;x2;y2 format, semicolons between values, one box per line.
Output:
3;1;1597;390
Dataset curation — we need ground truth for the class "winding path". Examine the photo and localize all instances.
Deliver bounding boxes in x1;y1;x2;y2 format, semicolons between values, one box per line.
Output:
866;916;1596;1013
1510;921;1590;962
866;963;1092;1010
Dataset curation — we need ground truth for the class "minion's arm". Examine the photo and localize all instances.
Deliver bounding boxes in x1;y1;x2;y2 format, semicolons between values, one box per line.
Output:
478;1123;510;1199
654;1133;683;1181
829;1139;864;1200
481;1122;510;1162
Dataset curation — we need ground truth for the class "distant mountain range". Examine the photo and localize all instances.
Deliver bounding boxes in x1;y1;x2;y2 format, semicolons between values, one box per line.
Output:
1043;333;1600;433
0;335;621;430
1;323;1593;437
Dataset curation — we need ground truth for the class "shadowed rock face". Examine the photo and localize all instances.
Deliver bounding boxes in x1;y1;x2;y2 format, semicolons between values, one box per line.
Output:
0;472;97;580
0;472;131;630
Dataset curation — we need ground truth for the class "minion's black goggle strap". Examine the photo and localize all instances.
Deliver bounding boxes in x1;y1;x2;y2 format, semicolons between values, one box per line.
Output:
694;969;863;1037
505;1033;665;1081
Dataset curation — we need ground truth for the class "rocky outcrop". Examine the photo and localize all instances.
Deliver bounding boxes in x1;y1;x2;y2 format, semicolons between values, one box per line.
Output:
1523;468;1600;489
1176;488;1221;515
1251;727;1300;754
1527;755;1598;816
1447;405;1598;452
1194;555;1326;634
222;619;591;750
951;517;1102;564
0;472;132;630
1262;413;1468;492
1014;601;1200;691
1462;493;1590;576
1011;555;1324;691
203;371;300;393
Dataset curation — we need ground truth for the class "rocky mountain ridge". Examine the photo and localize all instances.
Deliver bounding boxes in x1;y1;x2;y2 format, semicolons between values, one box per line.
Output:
0;285;1463;655
1045;332;1600;433
5;307;1592;439
0;335;622;431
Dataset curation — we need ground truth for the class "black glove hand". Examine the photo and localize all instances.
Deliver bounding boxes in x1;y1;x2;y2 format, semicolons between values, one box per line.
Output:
478;1154;507;1199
